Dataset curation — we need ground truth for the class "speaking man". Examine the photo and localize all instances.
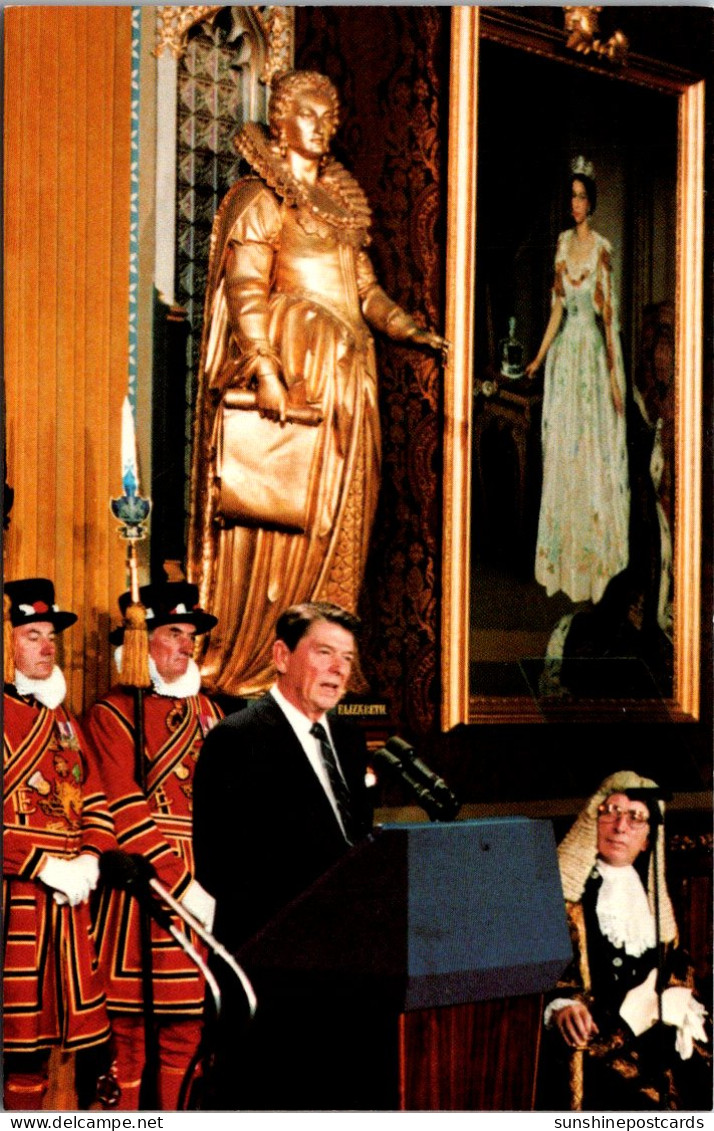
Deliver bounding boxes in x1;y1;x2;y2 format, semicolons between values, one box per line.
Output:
192;600;374;1109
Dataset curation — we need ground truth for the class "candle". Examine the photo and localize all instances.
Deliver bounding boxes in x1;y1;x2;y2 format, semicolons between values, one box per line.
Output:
121;396;139;496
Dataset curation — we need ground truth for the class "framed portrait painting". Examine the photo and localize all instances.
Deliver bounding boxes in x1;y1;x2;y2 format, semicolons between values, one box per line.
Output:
442;7;704;729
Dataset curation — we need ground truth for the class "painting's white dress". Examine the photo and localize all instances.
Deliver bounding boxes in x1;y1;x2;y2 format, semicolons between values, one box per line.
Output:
535;229;629;603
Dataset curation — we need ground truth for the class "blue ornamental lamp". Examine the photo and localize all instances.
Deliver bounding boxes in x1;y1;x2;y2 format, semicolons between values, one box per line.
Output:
111;397;152;541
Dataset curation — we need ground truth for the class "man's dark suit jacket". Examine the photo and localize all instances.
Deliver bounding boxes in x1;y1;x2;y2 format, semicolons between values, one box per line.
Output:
191;693;400;1110
192;691;373;953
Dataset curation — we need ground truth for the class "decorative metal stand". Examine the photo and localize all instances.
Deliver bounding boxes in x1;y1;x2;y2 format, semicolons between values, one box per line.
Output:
109;398;157;1109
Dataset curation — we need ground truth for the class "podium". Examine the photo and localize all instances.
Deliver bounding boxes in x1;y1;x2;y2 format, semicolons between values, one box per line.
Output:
232;819;571;1111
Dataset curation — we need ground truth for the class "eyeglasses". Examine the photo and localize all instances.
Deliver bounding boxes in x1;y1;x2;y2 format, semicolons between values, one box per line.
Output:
597;803;649;826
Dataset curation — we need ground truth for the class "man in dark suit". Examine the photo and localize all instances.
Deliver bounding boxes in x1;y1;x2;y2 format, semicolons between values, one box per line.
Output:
192;601;377;1109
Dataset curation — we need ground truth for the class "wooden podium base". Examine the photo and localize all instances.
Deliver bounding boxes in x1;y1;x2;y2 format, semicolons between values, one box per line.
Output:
399;995;543;1111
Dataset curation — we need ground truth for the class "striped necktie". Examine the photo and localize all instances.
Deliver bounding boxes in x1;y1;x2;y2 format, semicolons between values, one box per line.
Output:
310;721;355;845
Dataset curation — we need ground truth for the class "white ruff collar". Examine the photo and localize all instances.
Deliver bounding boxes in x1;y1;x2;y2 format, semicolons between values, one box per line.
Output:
14;665;67;710
114;646;201;699
595;859;656;957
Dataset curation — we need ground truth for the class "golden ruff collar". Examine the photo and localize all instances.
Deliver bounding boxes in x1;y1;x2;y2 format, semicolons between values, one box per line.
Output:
234;121;373;249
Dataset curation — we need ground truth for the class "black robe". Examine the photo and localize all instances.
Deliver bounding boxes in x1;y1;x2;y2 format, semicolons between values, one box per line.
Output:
537;871;710;1111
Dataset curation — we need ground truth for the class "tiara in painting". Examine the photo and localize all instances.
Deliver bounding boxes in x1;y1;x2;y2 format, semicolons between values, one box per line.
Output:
571;155;595;180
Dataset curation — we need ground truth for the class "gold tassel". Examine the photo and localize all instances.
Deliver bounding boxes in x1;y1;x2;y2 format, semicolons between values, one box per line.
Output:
4;593;15;685
121;602;151;688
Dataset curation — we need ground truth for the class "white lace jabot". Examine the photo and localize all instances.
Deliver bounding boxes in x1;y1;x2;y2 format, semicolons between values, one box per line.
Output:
595;859;656;957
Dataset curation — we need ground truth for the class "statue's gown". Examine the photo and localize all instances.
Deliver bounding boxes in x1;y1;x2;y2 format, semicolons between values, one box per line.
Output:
188;124;418;695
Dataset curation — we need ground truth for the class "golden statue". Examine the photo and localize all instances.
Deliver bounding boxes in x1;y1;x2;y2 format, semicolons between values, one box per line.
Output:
188;70;445;697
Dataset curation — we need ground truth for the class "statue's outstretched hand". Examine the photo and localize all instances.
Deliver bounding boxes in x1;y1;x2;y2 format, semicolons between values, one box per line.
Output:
256;371;288;424
410;328;450;356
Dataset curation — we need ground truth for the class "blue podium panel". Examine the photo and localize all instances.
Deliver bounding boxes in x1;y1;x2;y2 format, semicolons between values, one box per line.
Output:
403;818;571;1009
236;818;572;1013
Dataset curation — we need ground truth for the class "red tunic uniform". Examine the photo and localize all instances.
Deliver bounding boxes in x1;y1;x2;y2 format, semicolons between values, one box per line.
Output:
3;688;115;1053
85;689;223;1015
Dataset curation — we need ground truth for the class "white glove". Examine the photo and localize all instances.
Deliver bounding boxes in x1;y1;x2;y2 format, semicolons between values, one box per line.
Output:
38;853;99;907
619;968;659;1036
73;853;100;891
180;878;216;932
661;988;708;1060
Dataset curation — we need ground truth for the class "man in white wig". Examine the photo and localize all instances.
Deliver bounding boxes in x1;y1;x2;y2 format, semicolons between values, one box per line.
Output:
538;770;709;1111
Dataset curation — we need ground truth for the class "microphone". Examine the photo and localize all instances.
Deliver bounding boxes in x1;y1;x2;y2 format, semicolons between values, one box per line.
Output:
372;737;460;821
384;737;457;800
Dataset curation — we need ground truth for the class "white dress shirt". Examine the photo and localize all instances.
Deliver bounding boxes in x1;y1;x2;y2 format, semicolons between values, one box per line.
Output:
269;684;350;839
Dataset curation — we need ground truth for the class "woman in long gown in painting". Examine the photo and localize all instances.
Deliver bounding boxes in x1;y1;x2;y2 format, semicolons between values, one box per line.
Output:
188;70;444;697
525;158;629;605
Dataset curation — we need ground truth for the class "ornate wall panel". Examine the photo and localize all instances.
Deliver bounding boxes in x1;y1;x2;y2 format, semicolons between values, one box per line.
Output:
169;8;287;557
176;24;246;387
4;6;132;714
172;21;246;560
295;6;450;736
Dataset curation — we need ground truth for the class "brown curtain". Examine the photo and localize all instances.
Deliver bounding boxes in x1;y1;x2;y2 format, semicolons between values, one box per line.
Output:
4;6;132;714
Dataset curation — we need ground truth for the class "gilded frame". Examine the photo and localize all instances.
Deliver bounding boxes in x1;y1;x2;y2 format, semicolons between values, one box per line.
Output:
441;7;704;729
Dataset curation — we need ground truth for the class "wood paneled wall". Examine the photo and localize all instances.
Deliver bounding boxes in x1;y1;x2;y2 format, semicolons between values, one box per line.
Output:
4;7;132;714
